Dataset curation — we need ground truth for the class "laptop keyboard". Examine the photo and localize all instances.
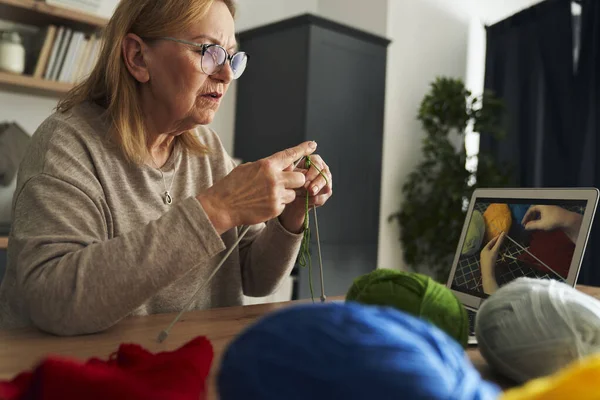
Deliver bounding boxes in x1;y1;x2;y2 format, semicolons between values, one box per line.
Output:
467;309;476;337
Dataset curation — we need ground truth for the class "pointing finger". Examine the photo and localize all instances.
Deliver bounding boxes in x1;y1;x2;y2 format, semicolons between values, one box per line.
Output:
269;141;317;169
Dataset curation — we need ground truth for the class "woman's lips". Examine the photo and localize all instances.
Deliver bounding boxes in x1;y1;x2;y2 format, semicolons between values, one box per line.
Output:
202;92;222;102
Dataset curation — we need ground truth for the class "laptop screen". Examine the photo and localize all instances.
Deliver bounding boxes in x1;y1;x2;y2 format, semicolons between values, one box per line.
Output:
450;197;588;300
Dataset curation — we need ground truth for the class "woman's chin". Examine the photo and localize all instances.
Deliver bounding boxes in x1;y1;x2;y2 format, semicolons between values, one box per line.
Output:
193;110;216;126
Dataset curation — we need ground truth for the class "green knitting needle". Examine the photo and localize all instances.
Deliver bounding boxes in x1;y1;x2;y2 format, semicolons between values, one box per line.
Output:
296;155;328;303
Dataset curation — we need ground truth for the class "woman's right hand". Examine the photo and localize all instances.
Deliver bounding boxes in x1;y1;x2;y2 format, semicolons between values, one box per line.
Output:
197;141;317;234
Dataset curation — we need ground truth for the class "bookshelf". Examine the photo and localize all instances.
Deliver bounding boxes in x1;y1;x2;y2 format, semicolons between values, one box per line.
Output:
0;70;72;96
0;0;107;96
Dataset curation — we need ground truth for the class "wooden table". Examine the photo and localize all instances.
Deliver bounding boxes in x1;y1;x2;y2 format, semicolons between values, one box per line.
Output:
1;286;599;398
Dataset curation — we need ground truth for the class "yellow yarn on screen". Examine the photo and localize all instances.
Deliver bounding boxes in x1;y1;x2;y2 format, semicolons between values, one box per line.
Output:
483;203;512;243
461;210;485;256
501;354;600;400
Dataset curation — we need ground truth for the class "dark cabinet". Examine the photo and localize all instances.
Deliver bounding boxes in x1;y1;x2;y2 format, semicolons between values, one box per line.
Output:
234;14;390;300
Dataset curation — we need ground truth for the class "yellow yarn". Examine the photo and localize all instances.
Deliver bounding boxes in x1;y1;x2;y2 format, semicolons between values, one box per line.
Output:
501;354;600;400
461;210;485;256
483;203;512;243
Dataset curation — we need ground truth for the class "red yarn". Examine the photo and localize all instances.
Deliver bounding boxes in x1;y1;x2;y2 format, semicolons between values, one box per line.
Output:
0;336;213;400
517;229;575;280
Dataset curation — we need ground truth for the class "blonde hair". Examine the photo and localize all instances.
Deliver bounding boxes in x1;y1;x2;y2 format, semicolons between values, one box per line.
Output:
57;0;236;163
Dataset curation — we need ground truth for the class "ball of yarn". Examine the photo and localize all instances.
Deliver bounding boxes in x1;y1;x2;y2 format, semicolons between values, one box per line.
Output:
346;269;468;347
509;204;531;226
483;203;513;243
218;302;500;400
345;268;400;300
501;354;600;400
461;210;485;256
476;277;600;383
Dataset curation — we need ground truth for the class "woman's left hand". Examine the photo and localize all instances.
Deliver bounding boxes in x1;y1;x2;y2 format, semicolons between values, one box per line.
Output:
278;155;333;233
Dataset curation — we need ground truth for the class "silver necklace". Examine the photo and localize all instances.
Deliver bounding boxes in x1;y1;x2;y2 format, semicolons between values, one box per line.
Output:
150;152;178;205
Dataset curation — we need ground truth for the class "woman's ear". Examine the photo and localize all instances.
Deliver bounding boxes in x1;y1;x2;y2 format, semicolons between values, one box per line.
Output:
122;33;150;83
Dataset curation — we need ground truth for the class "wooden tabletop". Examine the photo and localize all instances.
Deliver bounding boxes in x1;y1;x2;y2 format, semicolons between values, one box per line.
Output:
0;286;598;398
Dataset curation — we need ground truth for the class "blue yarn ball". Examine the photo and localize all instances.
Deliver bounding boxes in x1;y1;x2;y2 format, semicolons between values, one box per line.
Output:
218;302;500;400
509;204;531;226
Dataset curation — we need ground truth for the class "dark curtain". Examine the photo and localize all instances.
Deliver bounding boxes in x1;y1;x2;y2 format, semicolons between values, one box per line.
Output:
482;0;600;285
481;0;574;187
573;0;600;284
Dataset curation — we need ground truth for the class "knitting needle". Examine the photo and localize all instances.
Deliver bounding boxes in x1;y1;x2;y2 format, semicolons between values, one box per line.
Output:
297;156;327;302
500;253;519;261
501;232;565;281
157;157;307;343
312;206;327;302
158;224;252;343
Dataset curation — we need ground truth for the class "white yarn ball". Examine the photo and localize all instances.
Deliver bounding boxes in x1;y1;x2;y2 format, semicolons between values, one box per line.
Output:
475;277;600;383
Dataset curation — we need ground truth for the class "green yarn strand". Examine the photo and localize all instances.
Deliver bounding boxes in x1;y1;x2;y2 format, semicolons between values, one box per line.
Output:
297;155;328;303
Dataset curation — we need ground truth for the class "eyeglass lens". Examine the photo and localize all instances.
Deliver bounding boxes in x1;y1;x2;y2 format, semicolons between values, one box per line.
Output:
201;45;248;79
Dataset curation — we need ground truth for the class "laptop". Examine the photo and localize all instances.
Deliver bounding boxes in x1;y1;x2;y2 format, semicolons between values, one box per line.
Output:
446;188;599;345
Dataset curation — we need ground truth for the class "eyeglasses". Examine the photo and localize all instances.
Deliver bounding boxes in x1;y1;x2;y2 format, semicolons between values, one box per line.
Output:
157;37;248;79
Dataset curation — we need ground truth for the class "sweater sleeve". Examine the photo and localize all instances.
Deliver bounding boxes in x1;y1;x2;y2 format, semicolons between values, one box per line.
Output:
237;218;303;297
11;173;225;336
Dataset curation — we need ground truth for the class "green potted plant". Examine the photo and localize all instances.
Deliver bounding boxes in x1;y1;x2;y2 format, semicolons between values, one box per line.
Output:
389;77;510;282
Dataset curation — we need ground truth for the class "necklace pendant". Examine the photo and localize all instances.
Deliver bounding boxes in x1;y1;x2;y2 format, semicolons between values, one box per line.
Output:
164;191;173;205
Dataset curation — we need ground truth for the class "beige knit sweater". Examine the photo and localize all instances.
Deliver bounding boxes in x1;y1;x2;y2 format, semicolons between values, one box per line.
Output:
0;101;303;335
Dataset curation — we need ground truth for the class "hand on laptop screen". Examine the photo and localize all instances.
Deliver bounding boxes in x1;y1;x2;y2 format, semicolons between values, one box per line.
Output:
452;200;587;299
522;205;583;244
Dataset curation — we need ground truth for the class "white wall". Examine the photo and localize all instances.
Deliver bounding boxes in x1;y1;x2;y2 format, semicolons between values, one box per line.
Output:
235;0;318;32
377;0;470;270
317;0;388;37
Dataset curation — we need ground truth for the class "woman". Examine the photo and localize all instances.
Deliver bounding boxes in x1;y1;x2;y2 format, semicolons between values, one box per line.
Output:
0;0;333;335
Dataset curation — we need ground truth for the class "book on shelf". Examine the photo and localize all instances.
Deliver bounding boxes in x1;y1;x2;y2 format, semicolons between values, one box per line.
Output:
58;31;84;82
33;25;57;78
51;28;72;81
33;25;103;85
43;26;64;80
69;35;90;82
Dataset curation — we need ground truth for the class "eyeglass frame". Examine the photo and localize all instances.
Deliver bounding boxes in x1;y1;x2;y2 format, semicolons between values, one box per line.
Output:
151;36;249;79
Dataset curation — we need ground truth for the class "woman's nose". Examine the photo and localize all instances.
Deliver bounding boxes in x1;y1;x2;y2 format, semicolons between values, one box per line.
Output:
212;62;234;84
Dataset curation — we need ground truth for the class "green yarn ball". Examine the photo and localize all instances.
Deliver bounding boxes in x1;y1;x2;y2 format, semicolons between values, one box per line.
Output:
346;269;469;348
